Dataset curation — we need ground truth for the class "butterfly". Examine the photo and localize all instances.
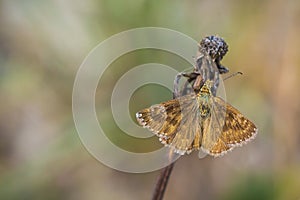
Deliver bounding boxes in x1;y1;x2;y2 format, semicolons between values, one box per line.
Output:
136;80;257;157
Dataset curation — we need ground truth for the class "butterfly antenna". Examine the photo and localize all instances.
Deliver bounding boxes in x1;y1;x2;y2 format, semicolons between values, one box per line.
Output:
223;71;243;81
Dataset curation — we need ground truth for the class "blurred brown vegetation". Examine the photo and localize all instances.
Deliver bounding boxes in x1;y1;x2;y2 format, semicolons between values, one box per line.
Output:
0;0;300;199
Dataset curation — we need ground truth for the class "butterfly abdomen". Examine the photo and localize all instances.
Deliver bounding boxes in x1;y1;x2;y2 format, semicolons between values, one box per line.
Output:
199;104;210;118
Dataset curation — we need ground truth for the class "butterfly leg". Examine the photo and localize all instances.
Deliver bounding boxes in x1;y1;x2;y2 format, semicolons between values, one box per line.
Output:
173;72;191;98
173;72;203;98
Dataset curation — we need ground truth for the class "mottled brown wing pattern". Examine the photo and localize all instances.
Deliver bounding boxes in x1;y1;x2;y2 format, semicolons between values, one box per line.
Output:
202;97;257;157
136;80;258;157
201;94;226;153
136;94;202;155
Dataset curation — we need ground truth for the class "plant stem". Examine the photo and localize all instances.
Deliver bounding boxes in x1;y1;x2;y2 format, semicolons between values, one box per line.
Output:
152;162;175;200
152;71;198;200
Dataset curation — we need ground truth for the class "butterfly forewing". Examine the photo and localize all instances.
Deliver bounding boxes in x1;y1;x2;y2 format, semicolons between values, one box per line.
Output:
203;96;257;157
216;97;257;145
136;93;202;155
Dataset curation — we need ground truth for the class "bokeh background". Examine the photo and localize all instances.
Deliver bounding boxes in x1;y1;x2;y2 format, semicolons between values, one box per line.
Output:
1;0;300;199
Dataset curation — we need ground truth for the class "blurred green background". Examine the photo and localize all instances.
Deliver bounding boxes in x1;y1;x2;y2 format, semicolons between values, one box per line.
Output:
1;0;300;199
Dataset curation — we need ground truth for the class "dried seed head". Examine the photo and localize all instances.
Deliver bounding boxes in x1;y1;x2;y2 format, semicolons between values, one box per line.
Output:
199;35;228;61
